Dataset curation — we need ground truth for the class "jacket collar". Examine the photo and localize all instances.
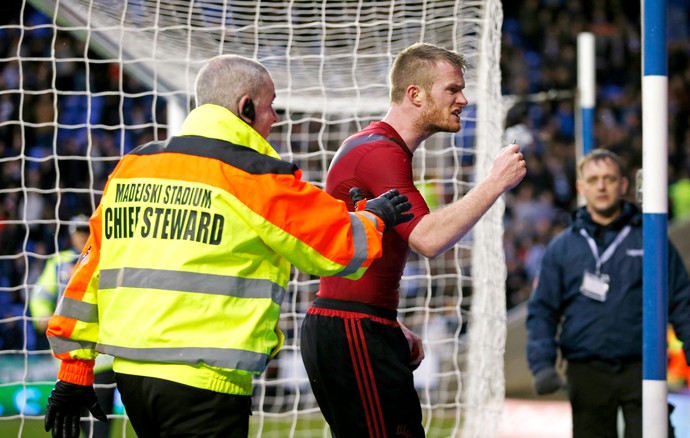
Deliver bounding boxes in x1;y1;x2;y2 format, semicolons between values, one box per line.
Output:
178;104;281;160
573;201;642;235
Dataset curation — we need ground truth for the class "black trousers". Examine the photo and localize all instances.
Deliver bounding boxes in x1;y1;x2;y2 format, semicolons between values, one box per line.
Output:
566;361;675;438
301;298;425;438
115;373;252;438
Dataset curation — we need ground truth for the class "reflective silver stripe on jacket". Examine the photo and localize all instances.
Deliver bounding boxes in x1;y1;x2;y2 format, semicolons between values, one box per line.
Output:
55;297;99;322
48;338;268;373
96;344;268;373
99;344;267;373
49;336;97;355
99;267;285;303
339;212;375;276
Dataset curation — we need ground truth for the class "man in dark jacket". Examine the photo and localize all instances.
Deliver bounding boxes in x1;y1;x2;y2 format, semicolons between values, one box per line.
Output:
526;148;690;438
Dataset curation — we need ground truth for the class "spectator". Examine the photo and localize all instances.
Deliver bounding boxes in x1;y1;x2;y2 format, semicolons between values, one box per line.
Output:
30;214;116;438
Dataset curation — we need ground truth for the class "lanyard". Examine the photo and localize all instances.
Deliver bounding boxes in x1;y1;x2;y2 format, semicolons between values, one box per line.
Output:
579;225;631;274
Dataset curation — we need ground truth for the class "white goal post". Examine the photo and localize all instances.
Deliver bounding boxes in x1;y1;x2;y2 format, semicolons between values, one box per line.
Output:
0;1;506;437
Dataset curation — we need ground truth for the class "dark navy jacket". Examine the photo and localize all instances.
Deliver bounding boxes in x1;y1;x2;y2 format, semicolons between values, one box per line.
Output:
526;202;690;374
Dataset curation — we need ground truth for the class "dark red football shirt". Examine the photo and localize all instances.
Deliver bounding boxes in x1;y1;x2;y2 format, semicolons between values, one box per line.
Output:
317;121;430;310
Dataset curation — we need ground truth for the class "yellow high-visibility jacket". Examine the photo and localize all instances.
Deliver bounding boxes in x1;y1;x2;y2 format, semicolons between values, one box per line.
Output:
47;104;386;395
30;249;79;326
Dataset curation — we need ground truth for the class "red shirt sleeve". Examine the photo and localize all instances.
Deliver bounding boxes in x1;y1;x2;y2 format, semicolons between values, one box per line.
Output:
326;140;429;241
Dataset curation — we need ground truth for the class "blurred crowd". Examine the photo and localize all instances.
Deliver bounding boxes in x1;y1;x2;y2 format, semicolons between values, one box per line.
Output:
501;0;690;307
0;4;165;350
1;0;690;351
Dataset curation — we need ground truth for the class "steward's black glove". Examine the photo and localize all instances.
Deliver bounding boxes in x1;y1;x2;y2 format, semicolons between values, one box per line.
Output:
45;380;108;438
533;367;567;395
350;188;413;230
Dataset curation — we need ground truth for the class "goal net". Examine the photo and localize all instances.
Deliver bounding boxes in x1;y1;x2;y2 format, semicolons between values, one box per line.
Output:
0;1;506;437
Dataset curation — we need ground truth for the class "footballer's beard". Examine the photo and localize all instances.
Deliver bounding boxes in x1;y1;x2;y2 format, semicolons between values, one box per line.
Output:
418;105;461;136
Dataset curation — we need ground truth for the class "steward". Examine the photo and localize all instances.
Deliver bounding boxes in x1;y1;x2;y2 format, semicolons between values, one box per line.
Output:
44;54;412;438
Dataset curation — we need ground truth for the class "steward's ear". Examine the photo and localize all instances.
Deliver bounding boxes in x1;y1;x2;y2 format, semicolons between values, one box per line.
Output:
238;95;255;124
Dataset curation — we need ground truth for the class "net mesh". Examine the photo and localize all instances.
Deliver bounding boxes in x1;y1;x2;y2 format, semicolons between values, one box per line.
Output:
0;1;506;436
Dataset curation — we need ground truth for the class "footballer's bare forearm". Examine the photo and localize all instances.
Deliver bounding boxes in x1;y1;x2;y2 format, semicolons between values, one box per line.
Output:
409;143;525;258
408;177;505;258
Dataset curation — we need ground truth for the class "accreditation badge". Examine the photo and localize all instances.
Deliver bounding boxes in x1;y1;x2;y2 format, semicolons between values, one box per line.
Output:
579;270;610;302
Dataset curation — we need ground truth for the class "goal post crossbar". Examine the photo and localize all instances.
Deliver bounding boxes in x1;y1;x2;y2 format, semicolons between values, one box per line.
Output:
28;0;488;114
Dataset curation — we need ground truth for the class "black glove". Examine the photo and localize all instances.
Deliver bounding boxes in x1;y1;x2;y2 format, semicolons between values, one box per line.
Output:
45;380;108;438
350;188;413;230
533;367;566;395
